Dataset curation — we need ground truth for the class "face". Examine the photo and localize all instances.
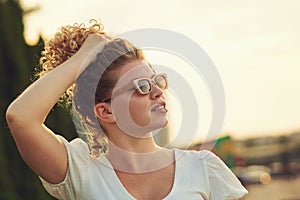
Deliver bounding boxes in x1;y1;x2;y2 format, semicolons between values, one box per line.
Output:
110;60;168;138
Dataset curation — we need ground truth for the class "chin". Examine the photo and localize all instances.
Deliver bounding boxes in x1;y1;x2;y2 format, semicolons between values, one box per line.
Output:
153;118;168;131
162;118;169;128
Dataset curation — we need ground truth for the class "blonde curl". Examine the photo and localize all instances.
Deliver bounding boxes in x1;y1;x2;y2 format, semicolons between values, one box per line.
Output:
36;19;107;107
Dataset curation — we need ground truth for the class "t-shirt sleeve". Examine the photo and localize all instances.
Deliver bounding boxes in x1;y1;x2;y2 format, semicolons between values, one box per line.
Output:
200;150;248;200
39;135;90;200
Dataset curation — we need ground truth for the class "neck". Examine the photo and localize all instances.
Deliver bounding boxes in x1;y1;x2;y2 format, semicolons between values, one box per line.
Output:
105;128;174;173
106;124;161;153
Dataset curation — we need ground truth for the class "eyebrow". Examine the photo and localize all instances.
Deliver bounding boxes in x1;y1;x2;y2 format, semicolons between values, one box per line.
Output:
128;73;156;82
113;73;156;94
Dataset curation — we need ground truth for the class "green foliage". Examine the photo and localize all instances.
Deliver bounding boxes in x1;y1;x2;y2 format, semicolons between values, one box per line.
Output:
0;0;77;199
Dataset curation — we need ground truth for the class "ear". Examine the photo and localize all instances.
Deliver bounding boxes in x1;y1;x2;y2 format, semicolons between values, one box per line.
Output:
94;103;115;123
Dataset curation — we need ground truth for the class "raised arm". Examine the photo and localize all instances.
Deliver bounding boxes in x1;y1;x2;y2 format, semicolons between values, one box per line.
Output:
6;33;105;184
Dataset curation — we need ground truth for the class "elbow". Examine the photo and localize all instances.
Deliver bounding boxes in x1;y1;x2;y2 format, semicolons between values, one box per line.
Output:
6;101;25;126
6;101;41;130
6;102;27;135
6;103;18;125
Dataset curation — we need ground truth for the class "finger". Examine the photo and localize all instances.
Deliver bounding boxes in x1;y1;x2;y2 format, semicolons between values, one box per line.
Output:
76;38;110;79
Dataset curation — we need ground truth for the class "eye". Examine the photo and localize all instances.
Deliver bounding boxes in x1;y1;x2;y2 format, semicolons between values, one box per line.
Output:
154;75;167;89
137;79;151;94
128;86;136;91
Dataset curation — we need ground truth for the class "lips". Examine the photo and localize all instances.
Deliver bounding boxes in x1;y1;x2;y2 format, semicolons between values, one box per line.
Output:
151;102;168;112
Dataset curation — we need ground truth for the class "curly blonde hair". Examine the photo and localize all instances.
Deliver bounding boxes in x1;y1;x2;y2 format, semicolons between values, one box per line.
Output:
37;19;108;107
37;19;146;157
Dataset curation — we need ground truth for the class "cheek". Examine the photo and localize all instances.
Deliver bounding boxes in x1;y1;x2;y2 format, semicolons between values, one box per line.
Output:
129;97;151;126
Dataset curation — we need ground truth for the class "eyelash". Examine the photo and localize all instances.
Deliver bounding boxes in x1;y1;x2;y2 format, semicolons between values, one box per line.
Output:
128;86;136;92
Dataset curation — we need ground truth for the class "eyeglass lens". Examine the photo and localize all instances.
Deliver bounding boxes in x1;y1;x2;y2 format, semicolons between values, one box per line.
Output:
137;74;167;94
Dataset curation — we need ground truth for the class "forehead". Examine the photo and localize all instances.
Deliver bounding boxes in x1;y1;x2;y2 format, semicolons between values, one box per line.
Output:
116;60;155;83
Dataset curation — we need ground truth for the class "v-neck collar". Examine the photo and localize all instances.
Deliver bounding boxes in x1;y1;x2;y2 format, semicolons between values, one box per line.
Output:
99;149;180;200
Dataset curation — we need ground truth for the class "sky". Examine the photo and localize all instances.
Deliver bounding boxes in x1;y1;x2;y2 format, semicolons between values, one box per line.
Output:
19;0;300;144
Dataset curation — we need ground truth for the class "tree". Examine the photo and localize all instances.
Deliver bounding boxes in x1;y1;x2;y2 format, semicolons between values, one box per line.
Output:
0;0;76;199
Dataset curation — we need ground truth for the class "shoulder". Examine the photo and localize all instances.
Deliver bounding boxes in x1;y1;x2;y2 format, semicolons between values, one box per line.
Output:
175;149;234;175
40;136;94;199
57;135;90;156
174;149;248;199
174;149;218;162
56;135;92;174
174;149;221;173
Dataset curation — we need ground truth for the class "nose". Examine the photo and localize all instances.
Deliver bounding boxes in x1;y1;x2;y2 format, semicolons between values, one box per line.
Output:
150;82;164;99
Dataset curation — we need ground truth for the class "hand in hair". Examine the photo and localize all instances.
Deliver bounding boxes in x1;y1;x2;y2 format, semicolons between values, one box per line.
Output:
5;20;109;184
76;34;110;79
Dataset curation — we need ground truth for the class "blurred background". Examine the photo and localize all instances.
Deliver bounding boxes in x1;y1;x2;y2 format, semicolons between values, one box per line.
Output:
1;0;300;199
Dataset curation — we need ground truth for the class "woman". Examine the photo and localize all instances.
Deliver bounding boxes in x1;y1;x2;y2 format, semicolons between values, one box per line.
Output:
6;19;247;199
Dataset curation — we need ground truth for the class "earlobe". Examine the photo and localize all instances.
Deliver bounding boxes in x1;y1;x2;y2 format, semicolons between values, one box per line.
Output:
94;103;115;123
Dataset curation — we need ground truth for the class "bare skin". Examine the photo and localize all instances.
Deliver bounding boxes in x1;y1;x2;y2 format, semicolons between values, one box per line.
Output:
115;164;175;200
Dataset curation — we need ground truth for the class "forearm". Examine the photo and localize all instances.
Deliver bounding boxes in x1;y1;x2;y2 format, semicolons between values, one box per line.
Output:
7;33;106;129
6;53;82;126
5;30;106;184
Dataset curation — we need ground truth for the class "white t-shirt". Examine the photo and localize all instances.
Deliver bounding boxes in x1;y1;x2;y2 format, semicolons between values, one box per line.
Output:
40;136;248;200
